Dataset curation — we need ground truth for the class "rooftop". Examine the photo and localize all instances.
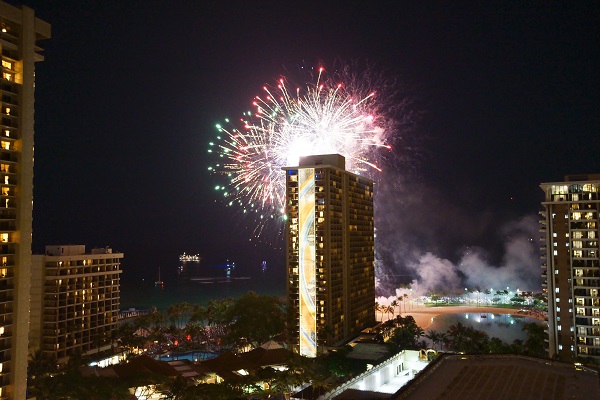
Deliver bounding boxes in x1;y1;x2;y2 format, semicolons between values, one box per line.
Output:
395;354;600;400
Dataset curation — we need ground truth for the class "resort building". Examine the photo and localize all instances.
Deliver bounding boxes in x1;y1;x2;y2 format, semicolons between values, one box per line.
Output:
30;245;123;368
0;2;50;398
283;154;375;357
540;174;600;363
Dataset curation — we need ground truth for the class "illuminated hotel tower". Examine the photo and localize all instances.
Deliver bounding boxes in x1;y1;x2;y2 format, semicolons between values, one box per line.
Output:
0;3;50;398
284;154;375;357
540;174;600;363
30;246;123;368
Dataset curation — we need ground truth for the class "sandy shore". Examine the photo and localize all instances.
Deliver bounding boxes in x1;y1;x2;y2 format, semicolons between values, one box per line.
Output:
384;305;545;330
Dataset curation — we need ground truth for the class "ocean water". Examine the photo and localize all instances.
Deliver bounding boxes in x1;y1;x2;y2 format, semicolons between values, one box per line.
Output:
120;268;286;311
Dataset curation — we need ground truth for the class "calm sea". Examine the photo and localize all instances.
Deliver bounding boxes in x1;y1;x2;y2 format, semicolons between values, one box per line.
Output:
120;266;286;312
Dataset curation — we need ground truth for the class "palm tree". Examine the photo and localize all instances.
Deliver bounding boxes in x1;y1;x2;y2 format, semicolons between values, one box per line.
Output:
403;293;409;313
396;297;403;316
166;302;192;329
475;287;482;306
484;289;491;305
390;300;399;318
386;305;394;321
375;302;382;322
438;332;448;350
425;330;441;350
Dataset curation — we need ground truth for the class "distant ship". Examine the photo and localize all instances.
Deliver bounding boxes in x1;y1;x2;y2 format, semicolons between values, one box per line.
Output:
179;252;200;262
155;267;164;288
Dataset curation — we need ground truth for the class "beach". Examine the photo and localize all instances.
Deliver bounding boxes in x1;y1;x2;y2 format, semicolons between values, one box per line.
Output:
387;305;546;330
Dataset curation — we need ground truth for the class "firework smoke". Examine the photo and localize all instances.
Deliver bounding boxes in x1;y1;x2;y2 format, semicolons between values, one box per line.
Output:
374;175;541;305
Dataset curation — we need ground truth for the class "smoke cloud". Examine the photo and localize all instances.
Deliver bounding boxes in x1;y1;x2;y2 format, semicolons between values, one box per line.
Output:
374;174;541;300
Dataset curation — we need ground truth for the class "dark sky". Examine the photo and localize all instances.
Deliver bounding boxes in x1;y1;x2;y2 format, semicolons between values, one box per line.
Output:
12;1;600;285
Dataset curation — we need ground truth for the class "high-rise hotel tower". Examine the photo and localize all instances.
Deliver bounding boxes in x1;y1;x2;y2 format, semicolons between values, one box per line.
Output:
540;174;600;363
284;154;375;357
0;2;50;398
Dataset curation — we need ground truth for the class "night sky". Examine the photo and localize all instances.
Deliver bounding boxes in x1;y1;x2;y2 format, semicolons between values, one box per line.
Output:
11;1;600;289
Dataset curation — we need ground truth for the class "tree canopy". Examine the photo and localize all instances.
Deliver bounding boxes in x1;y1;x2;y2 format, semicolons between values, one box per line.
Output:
225;291;286;348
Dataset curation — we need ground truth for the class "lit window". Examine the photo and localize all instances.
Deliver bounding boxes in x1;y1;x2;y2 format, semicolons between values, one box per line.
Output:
2;72;11;81
1;60;11;69
559;344;563;350
555;288;560;293
0;233;7;242
553;250;558;256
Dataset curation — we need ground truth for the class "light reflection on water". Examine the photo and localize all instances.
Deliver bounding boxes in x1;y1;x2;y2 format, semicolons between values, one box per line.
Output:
427;313;545;344
120;271;286;312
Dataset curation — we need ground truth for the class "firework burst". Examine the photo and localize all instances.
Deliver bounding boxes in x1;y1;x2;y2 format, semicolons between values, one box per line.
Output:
208;66;396;233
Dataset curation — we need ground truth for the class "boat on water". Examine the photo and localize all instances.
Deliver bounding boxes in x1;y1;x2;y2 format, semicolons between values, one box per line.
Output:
180;253;200;262
155;267;164;287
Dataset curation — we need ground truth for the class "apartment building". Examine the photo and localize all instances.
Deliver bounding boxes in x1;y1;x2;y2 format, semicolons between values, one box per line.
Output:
0;2;50;398
31;245;123;368
540;174;600;363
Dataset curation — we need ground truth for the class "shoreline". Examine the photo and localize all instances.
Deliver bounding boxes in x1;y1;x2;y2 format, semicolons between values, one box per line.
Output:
382;305;546;330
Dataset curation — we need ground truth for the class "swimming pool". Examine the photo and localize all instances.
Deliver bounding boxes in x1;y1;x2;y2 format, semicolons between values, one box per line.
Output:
157;350;218;362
